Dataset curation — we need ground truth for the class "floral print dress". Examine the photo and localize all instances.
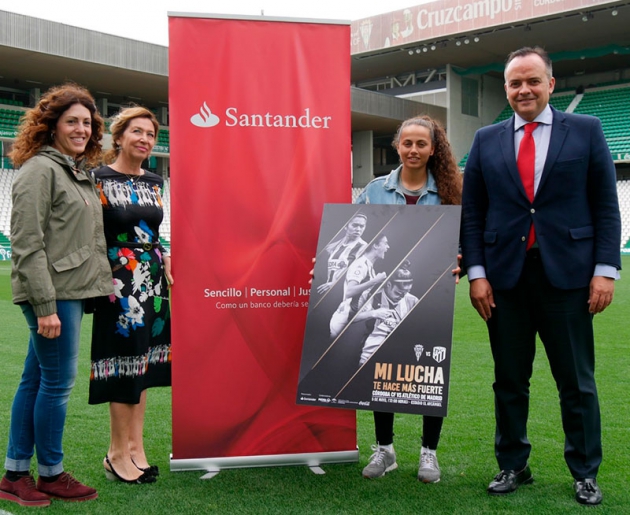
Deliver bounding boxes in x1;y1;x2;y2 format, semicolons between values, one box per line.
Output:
88;166;171;405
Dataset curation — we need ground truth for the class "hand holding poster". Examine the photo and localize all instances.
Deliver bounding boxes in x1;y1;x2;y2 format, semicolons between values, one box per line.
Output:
297;204;461;417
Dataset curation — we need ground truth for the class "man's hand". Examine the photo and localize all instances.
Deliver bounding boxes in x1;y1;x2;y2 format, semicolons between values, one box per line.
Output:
469;278;495;321
588;276;614;314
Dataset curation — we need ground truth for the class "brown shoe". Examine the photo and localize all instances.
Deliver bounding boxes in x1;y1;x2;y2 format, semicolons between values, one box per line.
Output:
0;474;51;507
36;472;98;502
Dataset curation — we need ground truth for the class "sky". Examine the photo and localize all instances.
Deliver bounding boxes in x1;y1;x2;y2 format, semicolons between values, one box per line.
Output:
0;0;432;46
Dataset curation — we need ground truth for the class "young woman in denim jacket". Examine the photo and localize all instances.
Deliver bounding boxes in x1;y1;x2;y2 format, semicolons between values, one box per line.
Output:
357;116;461;484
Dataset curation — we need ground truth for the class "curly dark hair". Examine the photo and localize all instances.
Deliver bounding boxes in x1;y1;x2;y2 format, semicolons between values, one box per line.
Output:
392;116;462;206
9;83;104;168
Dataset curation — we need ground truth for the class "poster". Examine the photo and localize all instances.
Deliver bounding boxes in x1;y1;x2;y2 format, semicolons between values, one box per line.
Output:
168;14;357;469
297;204;461;417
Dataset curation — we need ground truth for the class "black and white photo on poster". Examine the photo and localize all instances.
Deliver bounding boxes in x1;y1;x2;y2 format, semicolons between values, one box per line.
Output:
297;204;461;417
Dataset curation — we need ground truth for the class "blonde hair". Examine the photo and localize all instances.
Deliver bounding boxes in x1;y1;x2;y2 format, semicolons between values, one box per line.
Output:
104;106;159;164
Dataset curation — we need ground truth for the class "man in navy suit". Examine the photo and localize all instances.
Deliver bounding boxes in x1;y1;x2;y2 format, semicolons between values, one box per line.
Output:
461;47;621;506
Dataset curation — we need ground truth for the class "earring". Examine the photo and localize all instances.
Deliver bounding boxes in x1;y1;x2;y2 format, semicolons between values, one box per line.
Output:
51;132;55;141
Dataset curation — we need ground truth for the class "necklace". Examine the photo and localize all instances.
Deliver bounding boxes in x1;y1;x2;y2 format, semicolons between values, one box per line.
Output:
114;168;144;184
122;172;142;183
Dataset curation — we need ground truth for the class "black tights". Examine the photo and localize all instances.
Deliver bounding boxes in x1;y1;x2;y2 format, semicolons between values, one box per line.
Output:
373;411;443;450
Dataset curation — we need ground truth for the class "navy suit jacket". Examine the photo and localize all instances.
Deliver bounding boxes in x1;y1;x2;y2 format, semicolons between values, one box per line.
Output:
461;107;621;291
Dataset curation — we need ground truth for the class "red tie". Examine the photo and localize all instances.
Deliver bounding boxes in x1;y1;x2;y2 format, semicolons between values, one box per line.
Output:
517;122;538;250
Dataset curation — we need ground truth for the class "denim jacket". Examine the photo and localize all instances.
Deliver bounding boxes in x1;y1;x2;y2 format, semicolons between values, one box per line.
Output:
355;165;441;205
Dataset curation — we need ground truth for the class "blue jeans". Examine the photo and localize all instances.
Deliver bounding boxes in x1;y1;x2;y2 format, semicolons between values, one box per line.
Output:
4;300;84;476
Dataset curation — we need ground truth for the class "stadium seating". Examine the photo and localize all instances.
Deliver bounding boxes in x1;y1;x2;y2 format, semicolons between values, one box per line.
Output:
160;178;171;247
548;92;575;112
618;180;630;250
457;85;630;168
158;129;170;147
0;98;24;107
0;169;16;237
573;86;630;156
351;187;363;203
151;128;170;153
0;107;23;135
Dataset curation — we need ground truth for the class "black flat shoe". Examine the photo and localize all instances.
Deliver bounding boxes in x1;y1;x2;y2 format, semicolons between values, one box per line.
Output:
131;457;159;477
487;465;533;495
574;478;602;505
103;455;156;484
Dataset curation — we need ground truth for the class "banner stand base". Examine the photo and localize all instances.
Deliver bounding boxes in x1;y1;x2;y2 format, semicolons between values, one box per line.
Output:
170;449;359;475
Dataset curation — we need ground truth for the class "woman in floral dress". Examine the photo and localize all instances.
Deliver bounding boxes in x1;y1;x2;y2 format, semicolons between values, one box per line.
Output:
89;107;172;484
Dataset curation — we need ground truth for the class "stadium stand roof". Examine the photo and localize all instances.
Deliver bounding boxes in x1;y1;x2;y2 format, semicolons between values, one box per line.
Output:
0;9;168;106
350;0;630;82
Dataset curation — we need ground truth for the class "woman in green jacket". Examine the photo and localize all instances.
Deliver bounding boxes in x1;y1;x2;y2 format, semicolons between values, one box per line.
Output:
0;84;112;508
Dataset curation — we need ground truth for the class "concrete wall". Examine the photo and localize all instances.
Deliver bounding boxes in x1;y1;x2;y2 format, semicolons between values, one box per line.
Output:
352;87;445;124
352;131;374;188
447;65;505;163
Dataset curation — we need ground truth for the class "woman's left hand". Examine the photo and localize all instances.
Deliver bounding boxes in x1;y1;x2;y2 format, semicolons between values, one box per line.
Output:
164;255;174;287
451;254;462;285
38;313;61;339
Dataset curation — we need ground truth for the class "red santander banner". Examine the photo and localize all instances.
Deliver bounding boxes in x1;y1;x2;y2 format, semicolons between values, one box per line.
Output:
168;14;356;469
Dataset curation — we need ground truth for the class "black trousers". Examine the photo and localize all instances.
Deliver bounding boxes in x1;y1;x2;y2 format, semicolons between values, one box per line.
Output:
487;249;601;479
374;411;443;450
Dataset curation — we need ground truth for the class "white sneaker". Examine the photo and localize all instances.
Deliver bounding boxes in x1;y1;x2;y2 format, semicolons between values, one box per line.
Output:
417;448;441;483
362;445;397;479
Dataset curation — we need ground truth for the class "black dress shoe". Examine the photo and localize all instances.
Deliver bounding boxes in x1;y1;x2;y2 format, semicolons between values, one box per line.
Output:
103;455;156;484
487;465;533;495
131;457;159;477
574;478;602;505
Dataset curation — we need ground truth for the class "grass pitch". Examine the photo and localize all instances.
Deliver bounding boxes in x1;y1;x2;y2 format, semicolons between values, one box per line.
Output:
0;258;628;513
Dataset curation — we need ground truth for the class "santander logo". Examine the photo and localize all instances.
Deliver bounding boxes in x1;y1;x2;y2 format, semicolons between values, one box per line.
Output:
190;101;332;130
190;102;220;128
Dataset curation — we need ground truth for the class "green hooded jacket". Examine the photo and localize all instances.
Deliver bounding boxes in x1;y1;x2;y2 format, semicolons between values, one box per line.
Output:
11;146;113;316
